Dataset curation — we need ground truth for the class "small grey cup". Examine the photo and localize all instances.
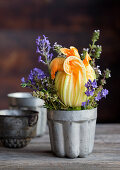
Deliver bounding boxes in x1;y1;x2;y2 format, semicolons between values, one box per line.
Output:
7;92;47;137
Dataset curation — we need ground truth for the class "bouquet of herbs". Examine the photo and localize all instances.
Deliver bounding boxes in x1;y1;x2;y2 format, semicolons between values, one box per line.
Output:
21;31;111;110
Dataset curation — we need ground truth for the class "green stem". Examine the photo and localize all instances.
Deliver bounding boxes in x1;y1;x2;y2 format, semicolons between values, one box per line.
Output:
58;99;68;109
51;101;56;110
89;40;95;57
45;54;51;77
90;86;102;107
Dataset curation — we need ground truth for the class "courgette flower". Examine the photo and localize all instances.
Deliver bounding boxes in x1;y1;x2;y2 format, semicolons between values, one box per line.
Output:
50;47;96;107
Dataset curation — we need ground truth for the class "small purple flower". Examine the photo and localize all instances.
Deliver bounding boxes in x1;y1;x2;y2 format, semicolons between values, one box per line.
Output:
36;46;40;53
38;56;46;64
21;68;47;90
85;79;97;89
85;79;97;97
81;102;86;107
38;56;42;62
21;77;25;83
49;53;53;61
85;89;94;96
95;89;109;101
101;89;108;98
85;79;92;89
95;92;101;101
82;100;89;108
36;36;41;45
92;79;97;88
27;68;46;88
28;68;46;82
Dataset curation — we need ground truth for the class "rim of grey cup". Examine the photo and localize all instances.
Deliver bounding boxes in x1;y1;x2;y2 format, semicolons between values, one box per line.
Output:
47;108;97;122
0;109;38;117
7;92;45;107
7;92;32;98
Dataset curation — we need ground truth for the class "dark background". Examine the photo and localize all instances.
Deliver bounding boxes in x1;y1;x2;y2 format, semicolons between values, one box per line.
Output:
0;0;120;123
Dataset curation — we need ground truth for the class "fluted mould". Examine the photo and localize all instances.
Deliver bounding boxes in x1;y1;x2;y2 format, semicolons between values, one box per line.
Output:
47;108;97;158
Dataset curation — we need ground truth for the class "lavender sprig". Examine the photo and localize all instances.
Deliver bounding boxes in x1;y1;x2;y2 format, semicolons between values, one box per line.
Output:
36;35;53;74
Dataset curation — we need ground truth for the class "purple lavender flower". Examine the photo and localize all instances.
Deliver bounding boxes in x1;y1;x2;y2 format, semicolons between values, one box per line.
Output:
95;89;108;101
82;100;89;108
38;56;46;64
28;68;46;83
85;79;97;97
36;35;53;64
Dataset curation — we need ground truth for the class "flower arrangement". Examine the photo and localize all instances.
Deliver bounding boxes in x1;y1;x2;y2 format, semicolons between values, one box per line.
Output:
21;30;111;110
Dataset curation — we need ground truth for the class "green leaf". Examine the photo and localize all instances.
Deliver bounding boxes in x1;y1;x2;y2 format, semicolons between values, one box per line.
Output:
21;83;27;88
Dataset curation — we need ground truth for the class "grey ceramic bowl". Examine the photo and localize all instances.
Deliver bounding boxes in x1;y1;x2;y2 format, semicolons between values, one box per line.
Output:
0;109;38;148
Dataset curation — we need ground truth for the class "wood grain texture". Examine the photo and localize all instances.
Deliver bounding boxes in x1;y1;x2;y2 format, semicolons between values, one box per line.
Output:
0;124;120;170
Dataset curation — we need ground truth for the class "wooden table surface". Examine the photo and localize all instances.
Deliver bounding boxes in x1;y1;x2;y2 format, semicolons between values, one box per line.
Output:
0;124;120;170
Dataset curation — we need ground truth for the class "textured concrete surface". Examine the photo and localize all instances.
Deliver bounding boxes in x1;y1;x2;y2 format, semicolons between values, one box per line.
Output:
0;124;120;170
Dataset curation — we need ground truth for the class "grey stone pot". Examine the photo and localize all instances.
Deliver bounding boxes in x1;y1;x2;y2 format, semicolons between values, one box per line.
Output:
47;108;97;158
8;92;47;137
0;109;38;148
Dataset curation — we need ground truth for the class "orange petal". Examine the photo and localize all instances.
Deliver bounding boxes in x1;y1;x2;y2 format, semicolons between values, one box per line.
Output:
60;46;80;58
50;57;65;79
63;56;86;86
60;48;73;57
70;46;80;58
83;52;96;81
63;56;84;75
83;52;92;67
